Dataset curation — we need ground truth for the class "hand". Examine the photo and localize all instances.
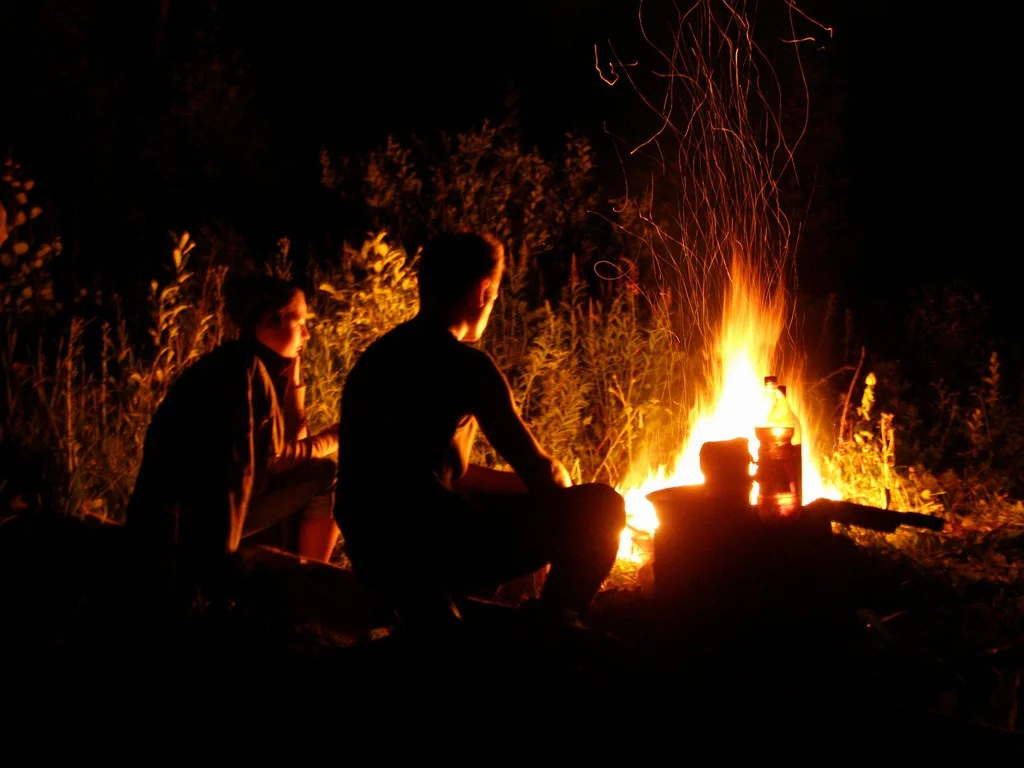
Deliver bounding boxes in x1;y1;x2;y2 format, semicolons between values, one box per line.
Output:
312;423;339;457
289;352;302;387
550;458;573;489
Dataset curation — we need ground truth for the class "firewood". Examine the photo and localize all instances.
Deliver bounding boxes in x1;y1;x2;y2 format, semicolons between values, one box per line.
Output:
231;543;392;641
1;509;393;643
803;498;946;533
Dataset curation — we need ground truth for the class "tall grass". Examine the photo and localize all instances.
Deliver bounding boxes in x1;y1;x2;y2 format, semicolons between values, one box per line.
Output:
3;112;1023;574
0;2;1020;583
0;221;698;519
3;209;1020;552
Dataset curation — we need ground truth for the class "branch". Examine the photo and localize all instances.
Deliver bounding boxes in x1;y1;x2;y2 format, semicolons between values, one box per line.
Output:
839;346;866;443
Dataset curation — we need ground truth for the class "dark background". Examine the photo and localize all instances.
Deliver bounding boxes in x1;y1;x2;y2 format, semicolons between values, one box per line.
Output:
1;0;1019;351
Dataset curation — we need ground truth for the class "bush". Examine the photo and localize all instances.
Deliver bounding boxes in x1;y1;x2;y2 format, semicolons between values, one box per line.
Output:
1;129;1021;588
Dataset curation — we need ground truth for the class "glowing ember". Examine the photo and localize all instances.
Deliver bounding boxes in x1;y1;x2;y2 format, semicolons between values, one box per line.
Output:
615;256;841;564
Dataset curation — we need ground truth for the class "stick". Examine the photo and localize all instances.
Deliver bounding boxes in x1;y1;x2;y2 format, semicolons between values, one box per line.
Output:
839;346;866;443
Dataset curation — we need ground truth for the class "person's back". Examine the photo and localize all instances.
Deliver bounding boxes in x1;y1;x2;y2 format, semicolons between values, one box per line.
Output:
127;339;280;555
134;339;271;479
334;232;626;631
338;316;492;519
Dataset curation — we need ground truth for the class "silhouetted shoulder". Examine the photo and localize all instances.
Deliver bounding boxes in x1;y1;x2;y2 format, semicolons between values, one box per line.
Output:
460;343;505;384
148;339;274;439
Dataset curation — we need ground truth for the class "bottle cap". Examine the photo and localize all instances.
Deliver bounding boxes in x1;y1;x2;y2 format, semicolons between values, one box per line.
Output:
764;375;778;386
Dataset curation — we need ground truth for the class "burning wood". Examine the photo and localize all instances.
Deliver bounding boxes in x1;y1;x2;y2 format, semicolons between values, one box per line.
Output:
802;498;946;534
643;448;946;626
607;2;843;564
611;247;846;564
645;440;946;610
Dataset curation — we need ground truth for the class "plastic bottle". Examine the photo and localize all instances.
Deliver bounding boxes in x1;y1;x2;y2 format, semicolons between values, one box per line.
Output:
775;384;801;446
776;383;803;511
755;375;803;520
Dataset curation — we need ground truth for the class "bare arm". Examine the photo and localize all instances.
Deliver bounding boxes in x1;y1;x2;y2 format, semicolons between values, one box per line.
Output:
268;426;339;474
471;354;572;494
269;355;338;474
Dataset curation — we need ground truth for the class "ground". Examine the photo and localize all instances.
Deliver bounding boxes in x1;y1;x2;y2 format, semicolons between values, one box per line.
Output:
1;512;1020;759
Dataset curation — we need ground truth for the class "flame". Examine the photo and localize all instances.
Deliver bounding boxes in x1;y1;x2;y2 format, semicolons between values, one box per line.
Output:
615;256;841;563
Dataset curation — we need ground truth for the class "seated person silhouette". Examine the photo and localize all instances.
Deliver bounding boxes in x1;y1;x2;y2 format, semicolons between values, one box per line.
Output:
126;271;340;606
335;232;626;633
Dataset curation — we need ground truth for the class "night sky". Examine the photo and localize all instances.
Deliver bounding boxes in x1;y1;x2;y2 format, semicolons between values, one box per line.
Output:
1;0;1019;344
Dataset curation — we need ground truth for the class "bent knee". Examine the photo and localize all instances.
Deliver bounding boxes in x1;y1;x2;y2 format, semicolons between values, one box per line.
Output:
571;482;626;529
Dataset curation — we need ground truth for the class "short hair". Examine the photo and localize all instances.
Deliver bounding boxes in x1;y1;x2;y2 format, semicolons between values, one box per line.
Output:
417;232;504;310
224;270;302;335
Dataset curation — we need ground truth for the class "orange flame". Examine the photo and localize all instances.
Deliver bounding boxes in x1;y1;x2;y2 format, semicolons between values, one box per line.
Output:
615;256;840;563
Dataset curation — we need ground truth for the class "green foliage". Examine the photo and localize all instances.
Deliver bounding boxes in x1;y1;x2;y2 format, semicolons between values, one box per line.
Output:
825;358;1024;587
0;218;687;522
322;120;611;292
1;129;1021;602
303;233;420;434
0;230;229;517
825;371;943;515
0;158;60;316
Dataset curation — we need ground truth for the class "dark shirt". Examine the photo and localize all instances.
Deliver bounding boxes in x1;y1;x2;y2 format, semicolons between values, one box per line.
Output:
126;338;284;558
253;340;292;406
336;316;553;533
339;318;488;500
126;336;337;575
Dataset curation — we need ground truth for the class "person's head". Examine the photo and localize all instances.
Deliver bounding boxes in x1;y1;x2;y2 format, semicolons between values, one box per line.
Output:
417;232;505;342
224;271;309;358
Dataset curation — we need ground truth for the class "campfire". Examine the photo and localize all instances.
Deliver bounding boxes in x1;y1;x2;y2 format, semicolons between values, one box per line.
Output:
614;254;841;565
596;0;852;567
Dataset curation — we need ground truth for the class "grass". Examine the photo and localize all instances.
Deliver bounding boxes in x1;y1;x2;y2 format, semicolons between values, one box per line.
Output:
2;82;1021;591
2;221;1020;575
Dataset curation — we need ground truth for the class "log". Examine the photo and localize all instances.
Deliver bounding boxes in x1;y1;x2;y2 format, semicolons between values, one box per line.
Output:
803;498;946;533
0;510;395;646
646;485;904;638
231;544;394;643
